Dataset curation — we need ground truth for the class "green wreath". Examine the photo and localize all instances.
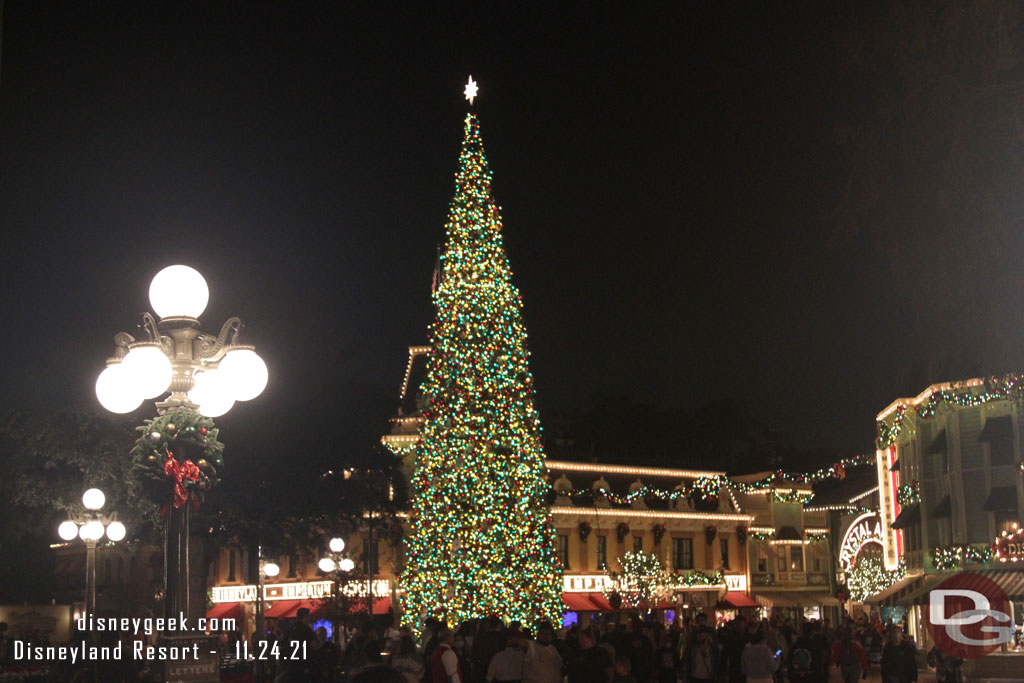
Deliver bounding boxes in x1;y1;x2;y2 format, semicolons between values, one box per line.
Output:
130;407;224;509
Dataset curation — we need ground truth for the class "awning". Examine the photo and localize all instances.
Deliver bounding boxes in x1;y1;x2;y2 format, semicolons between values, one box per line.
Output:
800;592;841;607
980;415;1013;442
983;487;1018;512
372;597;392;615
865;574;923;606
890;459;901;472
926;429;947;454
931;495;952;519
563;593;598;611
898;575;949;606
345;597;391;615
776;526;803;541
753;591;798;608
891;504;920;530
589;593;614;611
976;570;1024;599
206;602;243;621
264;600;302;618
721;592;758;608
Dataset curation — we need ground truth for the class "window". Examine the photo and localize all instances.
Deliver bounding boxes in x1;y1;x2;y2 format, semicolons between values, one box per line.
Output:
227;550;236;582
633;536;643;553
673;538;693;570
596;536;608;570
757;547;768;573
990;439;1014;466
790;547;804;572
288;553;299;578
996;512;1018;535
720;537;729;569
558;535;570;569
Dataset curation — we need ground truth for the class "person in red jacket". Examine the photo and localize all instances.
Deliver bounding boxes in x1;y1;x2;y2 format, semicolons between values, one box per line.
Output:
432;627;464;683
830;627;868;683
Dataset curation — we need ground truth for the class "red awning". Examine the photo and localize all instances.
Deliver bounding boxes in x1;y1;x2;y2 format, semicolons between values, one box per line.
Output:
722;592;758;608
373;597;392;615
589;593;614;611
206;602;243;621
265;600;301;618
563;593;597;611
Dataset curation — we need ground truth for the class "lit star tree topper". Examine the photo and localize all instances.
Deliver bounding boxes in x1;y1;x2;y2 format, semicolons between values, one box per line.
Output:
401;112;562;630
464;75;478;105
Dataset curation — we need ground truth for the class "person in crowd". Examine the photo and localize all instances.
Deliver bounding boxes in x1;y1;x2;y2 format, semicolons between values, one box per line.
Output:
312;625;340;682
486;629;525;683
282;607;317;682
654;631;678;683
388;635;424;683
721;617;749;683
789;621;824;683
471;617;506;683
431;627;464;683
829;626;868;683
741;630;780;683
350;665;408;683
522;621;562;683
567;626;613;683
681;623;719;683
624;622;654;682
612;654;637;683
898;631;918;683
927;644;963;683
880;626;904;683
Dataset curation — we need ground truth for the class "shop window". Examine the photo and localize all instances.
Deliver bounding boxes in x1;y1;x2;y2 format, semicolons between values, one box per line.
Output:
558;535;570;569
633;536;643;553
673;538;693;570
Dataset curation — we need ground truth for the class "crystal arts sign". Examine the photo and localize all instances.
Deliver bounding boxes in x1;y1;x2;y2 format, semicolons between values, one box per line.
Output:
839;512;884;575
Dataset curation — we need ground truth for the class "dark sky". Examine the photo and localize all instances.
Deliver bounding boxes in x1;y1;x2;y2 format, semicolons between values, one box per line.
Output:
0;2;925;464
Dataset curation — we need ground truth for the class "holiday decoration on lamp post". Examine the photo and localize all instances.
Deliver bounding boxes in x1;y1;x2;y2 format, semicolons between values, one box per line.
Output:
95;265;267;622
57;488;126;620
401;80;562;630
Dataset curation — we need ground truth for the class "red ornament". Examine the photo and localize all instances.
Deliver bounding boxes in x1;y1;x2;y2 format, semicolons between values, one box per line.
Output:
200;427;208;436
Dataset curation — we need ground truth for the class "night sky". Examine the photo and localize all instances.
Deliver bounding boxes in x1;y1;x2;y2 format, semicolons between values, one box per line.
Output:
0;3;1013;468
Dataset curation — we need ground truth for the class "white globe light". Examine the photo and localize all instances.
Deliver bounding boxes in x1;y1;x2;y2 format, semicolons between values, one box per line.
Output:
263;562;280;577
95;364;143;414
191;370;235;417
58;521;80;541
82;488;106;511
106;521;126;542
218;349;268;401
149;265;209;319
318;558;336;573
198;394;235;418
339;558;355;572
121;344;173;399
81;520;104;541
329;537;345;553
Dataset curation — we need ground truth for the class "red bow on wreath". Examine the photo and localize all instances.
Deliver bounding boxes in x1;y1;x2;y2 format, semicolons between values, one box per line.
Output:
164;457;200;509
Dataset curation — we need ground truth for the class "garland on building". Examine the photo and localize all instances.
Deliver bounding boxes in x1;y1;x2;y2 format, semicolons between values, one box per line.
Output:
130;407;224;509
847;556;905;603
896;481;920;508
877;374;1024;448
931;544;995;570
401;114;562;631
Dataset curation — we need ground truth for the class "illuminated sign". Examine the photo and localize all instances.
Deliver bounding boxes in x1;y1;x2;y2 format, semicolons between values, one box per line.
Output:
839;512;883;573
994;523;1024;563
877;447;902;570
563;575;613;593
211;579;391;604
724;574;747;592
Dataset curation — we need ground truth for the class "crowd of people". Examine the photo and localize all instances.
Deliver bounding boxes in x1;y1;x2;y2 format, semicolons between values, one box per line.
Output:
266;608;949;683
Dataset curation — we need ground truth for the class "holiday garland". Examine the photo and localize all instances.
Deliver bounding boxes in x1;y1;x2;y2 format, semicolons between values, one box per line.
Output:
896;481;920;508
931;544;995;570
877;374;1024;448
130;407;224;509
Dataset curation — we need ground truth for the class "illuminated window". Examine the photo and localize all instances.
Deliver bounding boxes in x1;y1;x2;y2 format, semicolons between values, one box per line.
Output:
790;547;804;572
720;537;729;569
558;535;570;569
633;536;643;553
673;538;693;570
596;536;608;570
757;547;768;573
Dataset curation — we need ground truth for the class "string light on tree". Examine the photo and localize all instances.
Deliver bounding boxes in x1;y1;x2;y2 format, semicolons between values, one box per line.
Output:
401;88;561;631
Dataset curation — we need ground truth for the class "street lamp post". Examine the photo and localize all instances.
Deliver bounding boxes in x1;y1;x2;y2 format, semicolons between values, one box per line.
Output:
95;265;267;623
57;488;126;620
319;538;355;645
255;551;279;683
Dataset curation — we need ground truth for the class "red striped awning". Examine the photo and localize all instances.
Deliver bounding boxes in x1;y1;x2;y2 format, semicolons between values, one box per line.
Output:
563;593;597;611
206;602;243;621
721;592;758;608
373;597;392;615
589;593;614;611
265;600;301;618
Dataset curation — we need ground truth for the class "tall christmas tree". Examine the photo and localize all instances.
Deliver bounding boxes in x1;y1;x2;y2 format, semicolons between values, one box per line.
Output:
401;110;562;629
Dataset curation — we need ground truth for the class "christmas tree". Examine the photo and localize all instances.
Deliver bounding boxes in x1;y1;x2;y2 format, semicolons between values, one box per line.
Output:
401;112;562;629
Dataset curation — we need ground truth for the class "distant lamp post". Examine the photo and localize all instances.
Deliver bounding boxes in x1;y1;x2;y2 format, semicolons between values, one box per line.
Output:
95;265;267;622
254;551;279;683
319;538;357;642
57;488;125;620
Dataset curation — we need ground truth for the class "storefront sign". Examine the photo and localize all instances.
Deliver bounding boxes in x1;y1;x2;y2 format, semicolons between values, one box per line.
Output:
563;574;613;593
724;574;747;592
211;579;391;603
839;512;883;573
994;523;1024;562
